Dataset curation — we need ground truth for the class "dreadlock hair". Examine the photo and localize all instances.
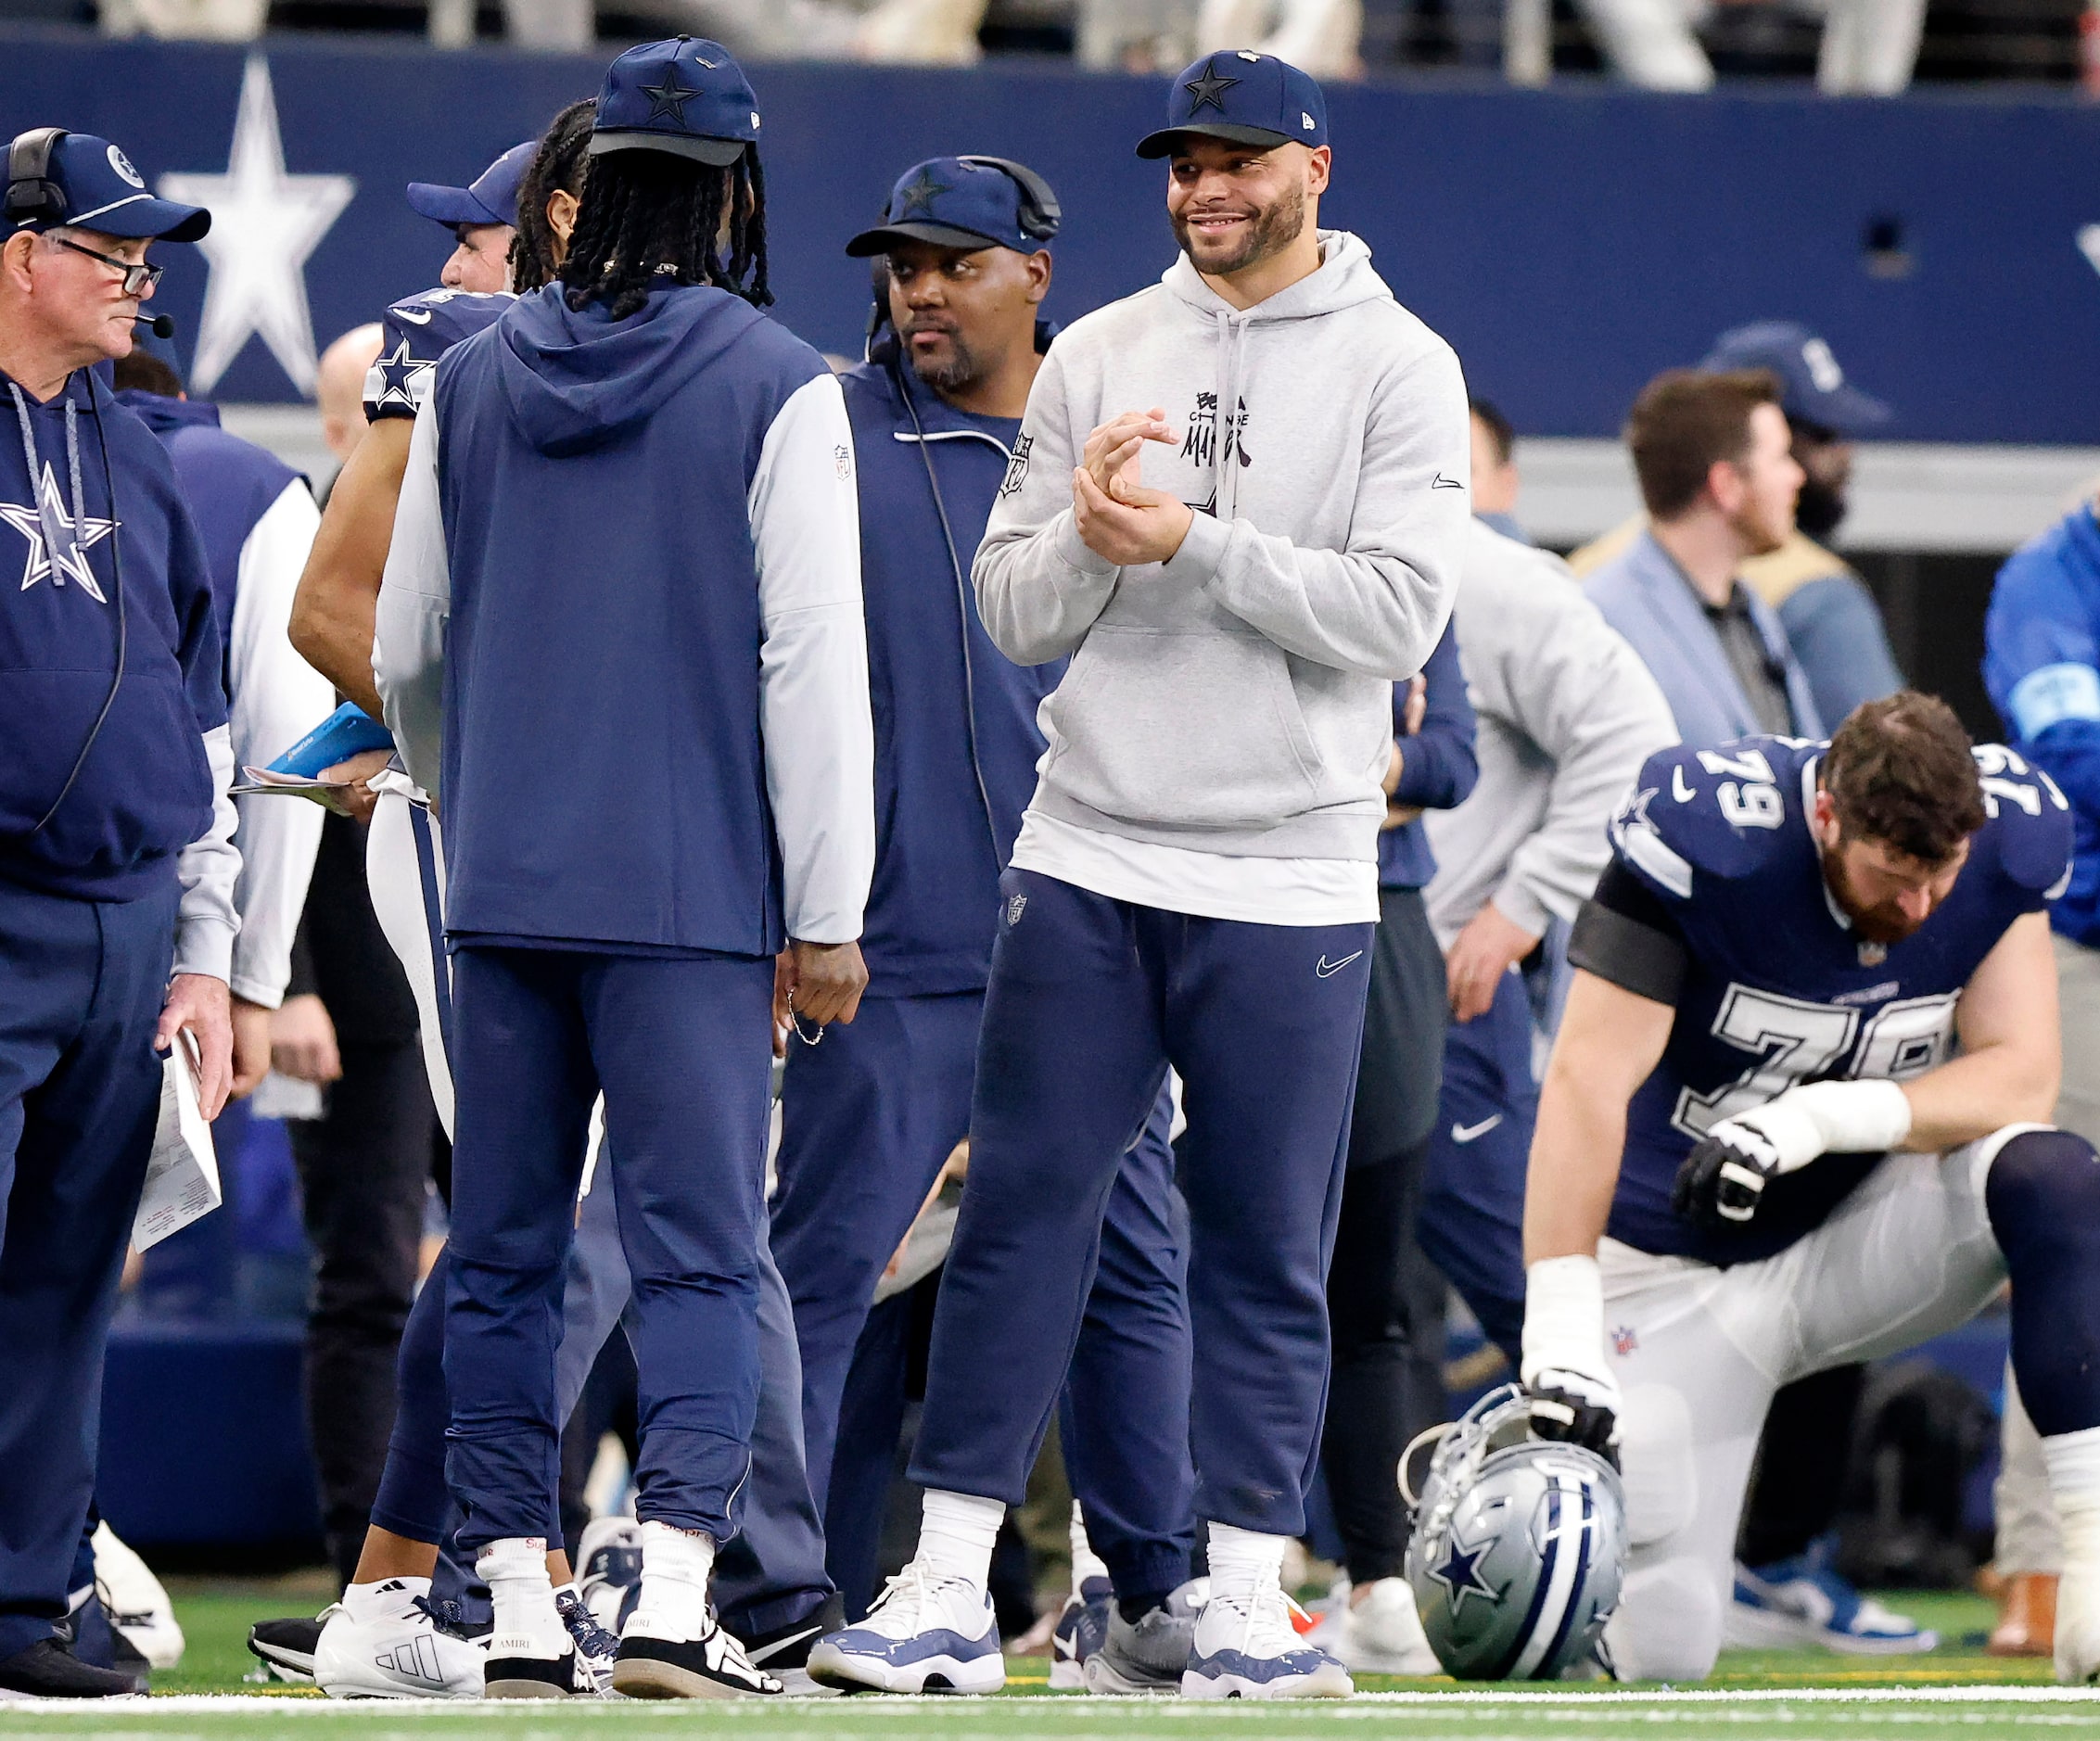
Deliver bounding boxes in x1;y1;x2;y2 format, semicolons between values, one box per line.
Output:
509;97;596;292
558;145;770;321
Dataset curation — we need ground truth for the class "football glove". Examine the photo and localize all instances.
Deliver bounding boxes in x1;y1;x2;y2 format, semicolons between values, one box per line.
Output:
1672;1080;1913;1231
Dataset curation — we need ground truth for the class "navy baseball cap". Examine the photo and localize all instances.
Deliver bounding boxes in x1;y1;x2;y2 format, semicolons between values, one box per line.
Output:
1701;321;1891;438
590;37;761;169
845;157;1058;258
406;140;536;232
1135;50;1329;159
6;132;208;242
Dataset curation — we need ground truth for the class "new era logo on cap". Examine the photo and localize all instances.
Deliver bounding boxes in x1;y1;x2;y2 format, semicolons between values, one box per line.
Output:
1135;51;1330;159
591;37;762;169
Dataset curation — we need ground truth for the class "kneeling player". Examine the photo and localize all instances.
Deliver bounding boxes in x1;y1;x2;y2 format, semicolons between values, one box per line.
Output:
1518;692;2100;1684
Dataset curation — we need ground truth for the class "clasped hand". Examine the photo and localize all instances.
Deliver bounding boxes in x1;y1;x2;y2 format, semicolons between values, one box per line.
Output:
1072;409;1195;568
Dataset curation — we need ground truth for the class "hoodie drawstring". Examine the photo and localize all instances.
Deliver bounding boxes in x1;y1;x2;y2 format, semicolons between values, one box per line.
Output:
8;383;83;586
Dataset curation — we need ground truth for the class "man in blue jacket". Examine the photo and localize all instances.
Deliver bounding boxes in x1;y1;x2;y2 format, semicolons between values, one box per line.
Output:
0;130;235;1699
1983;489;2100;1654
375;41;873;1701
770;158;1199;1690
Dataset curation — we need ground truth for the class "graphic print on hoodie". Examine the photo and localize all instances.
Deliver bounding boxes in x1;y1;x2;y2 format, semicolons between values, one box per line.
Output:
974;230;1471;867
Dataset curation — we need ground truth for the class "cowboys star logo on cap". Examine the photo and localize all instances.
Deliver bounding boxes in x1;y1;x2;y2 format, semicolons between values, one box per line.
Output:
106;145;144;189
1184;60;1241;114
641;67;697;126
591;38;763;169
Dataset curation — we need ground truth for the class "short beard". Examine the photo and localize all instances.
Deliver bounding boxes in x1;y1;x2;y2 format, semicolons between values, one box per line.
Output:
1727;496;1788;560
908;331;987;398
1172;180;1306;278
1821;846;1926;945
1795;474;1848;541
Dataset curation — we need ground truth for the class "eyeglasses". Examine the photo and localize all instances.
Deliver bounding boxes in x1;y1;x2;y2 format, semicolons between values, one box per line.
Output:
51;235;162;298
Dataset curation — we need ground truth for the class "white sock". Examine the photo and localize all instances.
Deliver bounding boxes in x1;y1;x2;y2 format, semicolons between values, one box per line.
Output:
918;1489;1003;1591
1070;1501;1109;1595
1207;1523;1289;1603
631;1519;716;1641
342;1576;428;1620
478;1538;562;1656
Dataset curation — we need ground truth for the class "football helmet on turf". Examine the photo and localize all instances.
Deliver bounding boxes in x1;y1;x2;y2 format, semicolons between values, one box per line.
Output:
1405;1384;1627;1680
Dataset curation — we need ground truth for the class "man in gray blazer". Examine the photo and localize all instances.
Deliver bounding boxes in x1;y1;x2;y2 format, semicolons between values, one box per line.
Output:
1585;368;1821;747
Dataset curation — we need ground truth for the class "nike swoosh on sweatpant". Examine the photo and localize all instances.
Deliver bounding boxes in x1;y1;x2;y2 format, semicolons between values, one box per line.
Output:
1315;952;1365;978
1451;1116;1504;1144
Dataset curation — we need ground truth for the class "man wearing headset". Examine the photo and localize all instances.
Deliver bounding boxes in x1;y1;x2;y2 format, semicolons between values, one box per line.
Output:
0;129;235;1699
773;158;1201;1688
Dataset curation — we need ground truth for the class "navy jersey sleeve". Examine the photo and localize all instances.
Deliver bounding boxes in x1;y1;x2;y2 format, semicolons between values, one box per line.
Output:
1971;743;2074;910
363;289;513;423
1392;617;1478;810
1603;737;1803;905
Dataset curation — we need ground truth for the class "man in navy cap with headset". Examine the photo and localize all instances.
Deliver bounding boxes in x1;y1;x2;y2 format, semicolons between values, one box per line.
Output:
813;51;1468;1701
0;128;235;1699
770;156;1201;1686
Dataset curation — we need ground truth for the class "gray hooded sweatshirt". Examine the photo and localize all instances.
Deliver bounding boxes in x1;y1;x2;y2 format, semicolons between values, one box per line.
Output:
974;230;1470;864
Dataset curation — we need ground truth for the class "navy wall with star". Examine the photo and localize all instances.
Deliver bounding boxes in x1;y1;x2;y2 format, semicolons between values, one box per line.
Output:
2;37;2097;442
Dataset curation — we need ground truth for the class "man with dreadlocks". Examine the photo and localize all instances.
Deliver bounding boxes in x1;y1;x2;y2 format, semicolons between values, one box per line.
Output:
375;39;872;1702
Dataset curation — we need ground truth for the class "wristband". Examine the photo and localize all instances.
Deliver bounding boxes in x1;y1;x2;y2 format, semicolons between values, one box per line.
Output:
1521;1252;1607;1390
1734;1078;1914;1174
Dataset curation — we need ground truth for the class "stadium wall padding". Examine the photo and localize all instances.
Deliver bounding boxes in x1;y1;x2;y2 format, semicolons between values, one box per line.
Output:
2;37;2096;440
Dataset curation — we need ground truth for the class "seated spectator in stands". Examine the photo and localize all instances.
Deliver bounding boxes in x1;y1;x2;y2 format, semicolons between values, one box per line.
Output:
1573;323;1903;730
1469;396;1523;543
99;0;263;41
1198;0;1365;75
1564;0;1919;90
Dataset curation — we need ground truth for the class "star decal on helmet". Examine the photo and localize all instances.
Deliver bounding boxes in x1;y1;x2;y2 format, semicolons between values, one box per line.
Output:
1428;1531;1503;1614
1183;61;1241;115
641;68;696;127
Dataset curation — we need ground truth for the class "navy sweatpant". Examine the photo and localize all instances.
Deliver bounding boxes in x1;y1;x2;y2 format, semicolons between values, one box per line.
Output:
0;876;176;1658
443;944;774;1547
910;870;1372;1538
1417;966;1533;1366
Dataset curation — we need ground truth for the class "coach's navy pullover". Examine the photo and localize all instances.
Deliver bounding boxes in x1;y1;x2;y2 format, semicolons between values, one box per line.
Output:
376;284;873;957
117;392;299;660
0;369;224;901
842;356;1065;997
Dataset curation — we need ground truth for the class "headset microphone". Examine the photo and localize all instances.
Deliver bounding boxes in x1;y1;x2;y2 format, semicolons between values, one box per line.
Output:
133;311;175;339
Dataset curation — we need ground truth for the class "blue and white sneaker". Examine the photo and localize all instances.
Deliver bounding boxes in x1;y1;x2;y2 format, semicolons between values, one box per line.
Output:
1726;1556;1938;1655
1182;1583;1353;1699
806;1561;1004;1694
1050;1577;1111;1691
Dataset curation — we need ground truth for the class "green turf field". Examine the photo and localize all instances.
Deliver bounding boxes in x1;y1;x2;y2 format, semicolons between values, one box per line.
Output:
3;1582;2093;1739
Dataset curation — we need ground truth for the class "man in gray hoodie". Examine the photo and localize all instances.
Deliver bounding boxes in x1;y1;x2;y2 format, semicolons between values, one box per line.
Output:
809;51;1469;1703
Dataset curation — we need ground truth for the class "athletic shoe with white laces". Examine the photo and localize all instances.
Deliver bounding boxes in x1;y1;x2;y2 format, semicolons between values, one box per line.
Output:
91;1523;184;1671
1183;1582;1354;1699
313;1580;486;1699
1083;1580;1203;1695
555;1589;619;1696
1049;1576;1111;1691
577;1517;643;1635
1339;1576;1439;1675
1726;1556;1936;1655
806;1561;1005;1694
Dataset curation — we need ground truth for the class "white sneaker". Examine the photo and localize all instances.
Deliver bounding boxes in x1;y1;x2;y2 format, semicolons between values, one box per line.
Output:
576;1517;643;1635
1340;1578;1438;1675
313;1580;485;1699
91;1523;184;1671
1183;1582;1353;1700
805;1561;1004;1694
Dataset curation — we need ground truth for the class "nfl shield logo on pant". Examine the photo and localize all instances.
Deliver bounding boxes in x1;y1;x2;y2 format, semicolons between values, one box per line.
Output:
1006;894;1027;927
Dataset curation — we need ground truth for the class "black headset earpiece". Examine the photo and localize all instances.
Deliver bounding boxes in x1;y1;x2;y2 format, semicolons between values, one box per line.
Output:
865;255;900;367
6;127;70;228
956;155;1061;244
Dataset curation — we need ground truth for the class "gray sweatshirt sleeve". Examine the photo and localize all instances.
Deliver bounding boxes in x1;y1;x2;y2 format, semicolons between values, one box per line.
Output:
1171;341;1470;680
971;345;1121;667
1490;572;1679;936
